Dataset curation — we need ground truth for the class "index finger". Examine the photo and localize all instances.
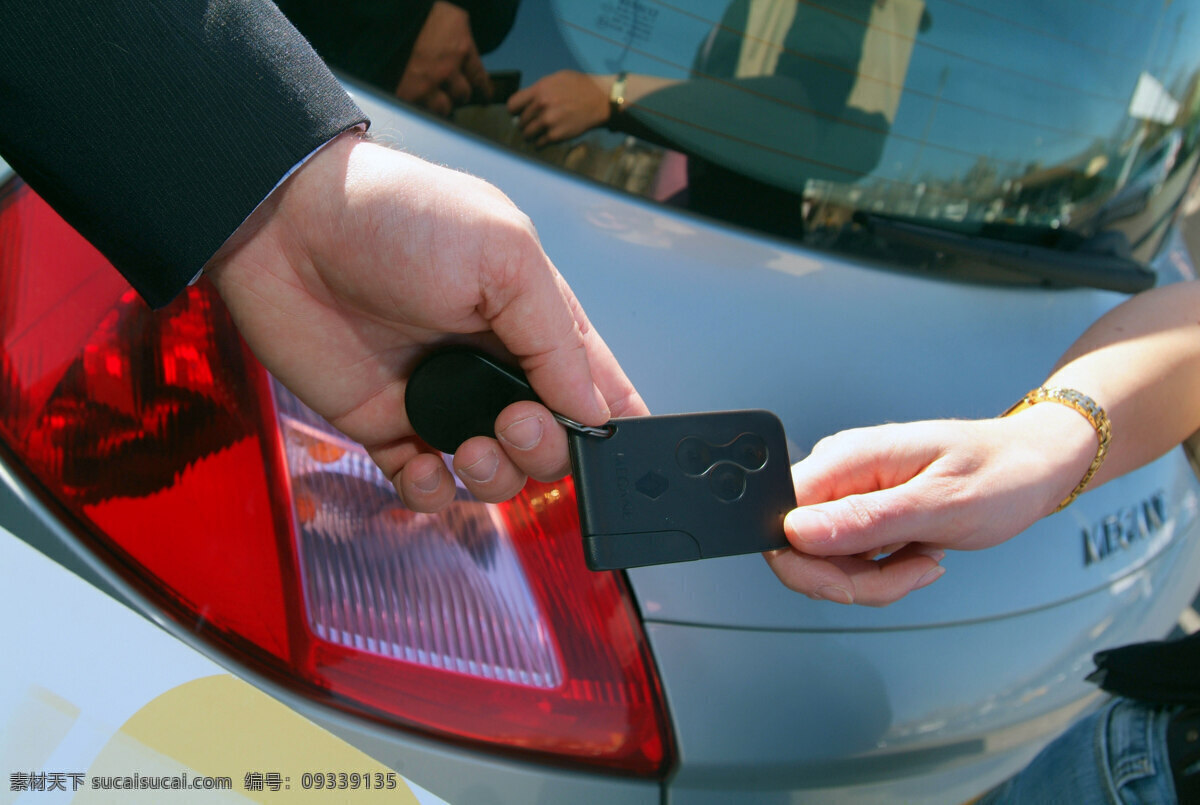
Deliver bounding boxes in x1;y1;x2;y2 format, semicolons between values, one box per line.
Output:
792;425;944;505
765;543;946;606
557;272;648;418
462;48;491;99
482;245;612;426
507;87;532;114
443;71;473;105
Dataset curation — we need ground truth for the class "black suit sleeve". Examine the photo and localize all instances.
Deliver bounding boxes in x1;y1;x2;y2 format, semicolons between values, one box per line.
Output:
0;0;368;307
275;0;436;94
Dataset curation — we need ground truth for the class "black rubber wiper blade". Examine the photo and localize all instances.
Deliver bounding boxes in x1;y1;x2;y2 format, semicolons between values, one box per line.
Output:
853;213;1155;294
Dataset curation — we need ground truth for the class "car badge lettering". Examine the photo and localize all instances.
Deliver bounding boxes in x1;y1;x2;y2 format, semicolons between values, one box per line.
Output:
1082;490;1166;566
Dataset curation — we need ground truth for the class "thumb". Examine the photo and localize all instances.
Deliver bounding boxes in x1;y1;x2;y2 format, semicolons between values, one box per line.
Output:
784;481;943;558
785;425;948;557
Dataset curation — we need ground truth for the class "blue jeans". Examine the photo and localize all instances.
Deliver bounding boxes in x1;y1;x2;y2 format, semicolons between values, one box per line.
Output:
980;698;1179;804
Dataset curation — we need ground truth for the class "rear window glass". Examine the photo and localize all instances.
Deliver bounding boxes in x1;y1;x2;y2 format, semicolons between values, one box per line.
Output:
296;0;1200;273
480;1;1200;264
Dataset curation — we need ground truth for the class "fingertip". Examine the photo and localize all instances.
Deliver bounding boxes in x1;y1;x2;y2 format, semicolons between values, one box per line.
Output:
496;402;571;483
496;411;546;452
910;564;946;592
398;456;456;512
456;447;499;485
815;585;854;605
783;507;834;548
763;547;853;601
915;546;946;563
411;464;443;494
427;91;453;117
452;437;529;503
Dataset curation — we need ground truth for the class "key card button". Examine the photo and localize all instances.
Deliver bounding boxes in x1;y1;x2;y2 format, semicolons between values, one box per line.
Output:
709;463;747;502
676;436;713;476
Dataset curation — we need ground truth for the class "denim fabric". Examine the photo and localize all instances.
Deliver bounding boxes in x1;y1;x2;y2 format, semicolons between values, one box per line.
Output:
979;698;1179;804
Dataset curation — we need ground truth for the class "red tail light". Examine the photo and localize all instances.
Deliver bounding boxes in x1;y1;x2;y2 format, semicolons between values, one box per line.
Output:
0;182;671;775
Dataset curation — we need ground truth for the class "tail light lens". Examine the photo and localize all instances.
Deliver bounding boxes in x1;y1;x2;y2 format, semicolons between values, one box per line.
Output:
0;182;671;775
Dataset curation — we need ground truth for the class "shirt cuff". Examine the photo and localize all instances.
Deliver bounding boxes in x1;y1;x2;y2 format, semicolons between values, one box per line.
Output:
189;123;368;286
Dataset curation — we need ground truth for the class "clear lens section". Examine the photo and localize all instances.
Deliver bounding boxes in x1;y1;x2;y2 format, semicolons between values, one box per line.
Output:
274;379;563;689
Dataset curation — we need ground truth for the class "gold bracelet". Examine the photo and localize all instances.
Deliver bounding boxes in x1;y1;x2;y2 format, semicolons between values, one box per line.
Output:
609;71;628;121
1002;386;1111;513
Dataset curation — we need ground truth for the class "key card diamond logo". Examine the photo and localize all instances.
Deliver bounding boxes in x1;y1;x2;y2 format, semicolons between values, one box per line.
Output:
635;471;669;500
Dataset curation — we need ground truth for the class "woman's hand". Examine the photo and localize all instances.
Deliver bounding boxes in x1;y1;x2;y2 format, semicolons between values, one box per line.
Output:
766;404;1096;606
507;70;612;146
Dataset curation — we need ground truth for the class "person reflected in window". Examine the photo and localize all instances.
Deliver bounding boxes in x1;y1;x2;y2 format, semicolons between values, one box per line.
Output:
508;0;929;237
278;0;519;116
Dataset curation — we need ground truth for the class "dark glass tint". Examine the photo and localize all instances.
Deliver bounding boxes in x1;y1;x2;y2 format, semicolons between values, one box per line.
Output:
462;1;1200;283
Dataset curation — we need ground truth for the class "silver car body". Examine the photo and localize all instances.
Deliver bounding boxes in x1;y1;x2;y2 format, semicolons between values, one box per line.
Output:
4;1;1200;801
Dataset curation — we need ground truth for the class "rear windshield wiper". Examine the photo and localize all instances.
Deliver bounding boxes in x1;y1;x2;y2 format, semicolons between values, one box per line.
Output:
851;213;1155;294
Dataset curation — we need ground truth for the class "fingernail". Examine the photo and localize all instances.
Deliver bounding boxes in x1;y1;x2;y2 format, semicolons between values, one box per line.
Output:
785;508;834;544
916;547;946;563
911;565;946;591
459;451;499;484
499;415;544;451
816;585;854;605
413;469;441;493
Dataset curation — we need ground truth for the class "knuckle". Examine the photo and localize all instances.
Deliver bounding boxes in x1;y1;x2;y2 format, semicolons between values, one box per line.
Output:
604;386;644;418
841;494;889;534
811;429;853;456
498;210;539;248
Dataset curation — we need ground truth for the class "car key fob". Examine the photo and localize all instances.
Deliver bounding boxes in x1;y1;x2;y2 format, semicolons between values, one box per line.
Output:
568;411;794;570
406;348;541;454
405;348;795;570
405;347;613;453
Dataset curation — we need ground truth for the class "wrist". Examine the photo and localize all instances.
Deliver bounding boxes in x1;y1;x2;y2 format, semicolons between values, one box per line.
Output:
1000;398;1103;515
206;130;369;300
606;71;628;127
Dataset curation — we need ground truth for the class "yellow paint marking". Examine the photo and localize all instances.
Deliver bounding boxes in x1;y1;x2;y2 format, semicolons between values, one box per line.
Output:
77;674;419;804
0;685;81;802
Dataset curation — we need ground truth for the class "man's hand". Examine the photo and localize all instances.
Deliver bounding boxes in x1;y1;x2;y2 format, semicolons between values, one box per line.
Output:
206;132;647;511
766;404;1095;606
396;1;490;116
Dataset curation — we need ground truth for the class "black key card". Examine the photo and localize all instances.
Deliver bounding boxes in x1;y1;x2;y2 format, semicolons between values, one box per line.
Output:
568;411;794;570
405;348;795;571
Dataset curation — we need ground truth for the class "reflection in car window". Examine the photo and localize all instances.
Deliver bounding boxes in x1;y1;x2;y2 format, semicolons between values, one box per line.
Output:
465;1;1200;276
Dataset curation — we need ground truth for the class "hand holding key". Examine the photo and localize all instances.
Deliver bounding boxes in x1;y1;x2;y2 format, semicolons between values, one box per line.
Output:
407;348;794;570
405;348;617;506
207;135;646;513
